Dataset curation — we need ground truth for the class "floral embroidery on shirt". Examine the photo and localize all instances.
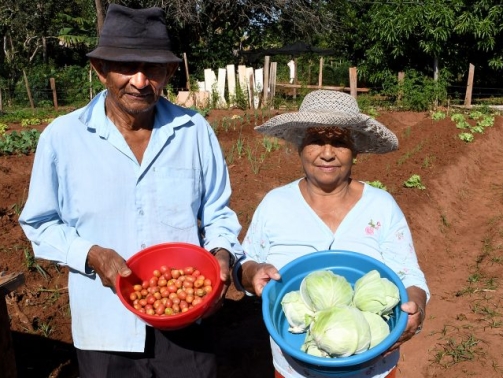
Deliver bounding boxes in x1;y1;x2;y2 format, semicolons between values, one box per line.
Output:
365;219;381;235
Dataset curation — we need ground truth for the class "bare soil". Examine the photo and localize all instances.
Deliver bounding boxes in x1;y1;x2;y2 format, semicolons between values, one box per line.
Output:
1;106;502;378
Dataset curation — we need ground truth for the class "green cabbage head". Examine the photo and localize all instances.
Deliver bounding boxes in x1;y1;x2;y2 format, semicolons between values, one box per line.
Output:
310;306;371;357
352;270;400;317
361;311;390;348
281;290;314;333
301;330;329;357
300;270;353;311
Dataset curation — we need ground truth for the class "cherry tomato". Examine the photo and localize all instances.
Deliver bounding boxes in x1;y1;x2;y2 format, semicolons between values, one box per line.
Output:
149;277;158;287
159;265;169;274
192;269;201;277
171;269;181;279
204;285;213;294
184;266;195;275
128;264;213;316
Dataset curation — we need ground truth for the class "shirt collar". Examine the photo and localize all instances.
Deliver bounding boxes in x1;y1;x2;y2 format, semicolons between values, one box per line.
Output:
78;90;193;139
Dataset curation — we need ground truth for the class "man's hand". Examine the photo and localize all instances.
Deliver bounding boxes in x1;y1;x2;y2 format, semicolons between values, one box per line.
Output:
203;248;233;318
86;245;131;291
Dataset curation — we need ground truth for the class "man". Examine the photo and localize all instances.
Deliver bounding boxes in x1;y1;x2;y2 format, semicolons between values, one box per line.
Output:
19;4;242;377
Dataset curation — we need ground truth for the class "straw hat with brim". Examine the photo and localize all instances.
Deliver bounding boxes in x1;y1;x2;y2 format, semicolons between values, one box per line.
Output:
255;90;398;154
86;4;182;64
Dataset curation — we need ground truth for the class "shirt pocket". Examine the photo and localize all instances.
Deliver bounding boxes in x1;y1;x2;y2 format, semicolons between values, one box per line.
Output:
154;166;201;230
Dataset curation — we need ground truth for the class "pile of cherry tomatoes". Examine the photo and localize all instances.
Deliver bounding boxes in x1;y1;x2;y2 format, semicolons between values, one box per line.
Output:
128;265;213;316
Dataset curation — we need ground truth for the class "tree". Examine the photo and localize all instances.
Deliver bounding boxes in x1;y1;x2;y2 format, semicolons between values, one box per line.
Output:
345;0;503;87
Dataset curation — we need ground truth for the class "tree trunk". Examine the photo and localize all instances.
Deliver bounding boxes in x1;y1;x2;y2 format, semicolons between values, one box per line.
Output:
95;0;105;34
433;55;439;81
42;36;47;64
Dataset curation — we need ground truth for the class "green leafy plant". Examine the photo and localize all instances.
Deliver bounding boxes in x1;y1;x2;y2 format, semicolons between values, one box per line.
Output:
262;136;280;153
451;113;465;123
477;116;494;128
431;111;446;120
0;123;8;135
21;118;41;127
0;129;41;155
468;111;484;120
381;69;450;111
225;145;235;165
470;125;484;134
23;248;49;280
403;174;426;190
455;120;470;130
365;181;387;191
235;136;245;158
458;133;474;143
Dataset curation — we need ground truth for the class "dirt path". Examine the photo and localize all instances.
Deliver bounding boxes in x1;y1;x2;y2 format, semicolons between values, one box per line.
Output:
398;117;503;377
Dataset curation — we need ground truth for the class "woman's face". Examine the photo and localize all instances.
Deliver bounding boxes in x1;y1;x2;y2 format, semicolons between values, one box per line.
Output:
299;127;355;190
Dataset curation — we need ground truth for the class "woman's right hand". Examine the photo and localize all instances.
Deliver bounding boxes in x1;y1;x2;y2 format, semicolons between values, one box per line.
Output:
241;261;281;296
86;245;131;291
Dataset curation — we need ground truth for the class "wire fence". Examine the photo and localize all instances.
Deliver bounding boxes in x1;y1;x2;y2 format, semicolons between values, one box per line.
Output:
1;70;503;113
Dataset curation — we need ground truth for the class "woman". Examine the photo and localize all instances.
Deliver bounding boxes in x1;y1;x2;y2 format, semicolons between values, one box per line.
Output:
235;90;429;378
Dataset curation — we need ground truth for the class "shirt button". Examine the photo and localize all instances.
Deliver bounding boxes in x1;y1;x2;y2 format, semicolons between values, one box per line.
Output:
139;209;144;216
141;243;146;249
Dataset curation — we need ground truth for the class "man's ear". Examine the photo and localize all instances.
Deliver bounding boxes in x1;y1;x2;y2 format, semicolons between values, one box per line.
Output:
90;58;107;85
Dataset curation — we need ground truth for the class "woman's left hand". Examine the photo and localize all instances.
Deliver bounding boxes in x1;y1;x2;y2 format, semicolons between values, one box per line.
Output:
385;286;426;354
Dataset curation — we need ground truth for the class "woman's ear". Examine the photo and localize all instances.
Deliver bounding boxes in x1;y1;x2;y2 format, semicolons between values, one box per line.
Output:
90;58;108;85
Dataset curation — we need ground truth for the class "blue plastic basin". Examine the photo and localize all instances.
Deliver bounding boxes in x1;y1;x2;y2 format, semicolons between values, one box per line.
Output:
262;250;408;376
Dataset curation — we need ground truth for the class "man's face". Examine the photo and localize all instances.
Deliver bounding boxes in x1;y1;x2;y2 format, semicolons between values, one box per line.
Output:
93;60;177;116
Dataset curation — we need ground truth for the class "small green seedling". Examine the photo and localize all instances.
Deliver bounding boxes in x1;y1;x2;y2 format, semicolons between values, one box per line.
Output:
403;174;426;190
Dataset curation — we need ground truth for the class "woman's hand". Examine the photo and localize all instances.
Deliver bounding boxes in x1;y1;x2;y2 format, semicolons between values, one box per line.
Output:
241;261;281;296
86;245;131;291
385;286;426;354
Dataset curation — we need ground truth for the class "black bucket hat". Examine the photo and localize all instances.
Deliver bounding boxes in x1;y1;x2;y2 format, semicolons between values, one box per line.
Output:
86;4;182;64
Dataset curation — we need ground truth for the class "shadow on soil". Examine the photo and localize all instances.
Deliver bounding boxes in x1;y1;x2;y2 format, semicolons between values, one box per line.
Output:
12;295;274;378
12;331;79;378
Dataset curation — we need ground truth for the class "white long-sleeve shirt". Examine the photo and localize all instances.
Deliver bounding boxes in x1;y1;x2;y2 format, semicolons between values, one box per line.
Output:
19;90;243;352
241;179;429;377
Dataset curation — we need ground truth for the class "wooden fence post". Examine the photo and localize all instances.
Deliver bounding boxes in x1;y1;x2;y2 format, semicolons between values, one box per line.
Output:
318;57;324;88
464;63;475;108
50;78;58;111
269;62;277;107
397;71;405;103
183;53;191;91
89;65;93;100
349;67;357;98
293;58;298;99
263;56;270;107
23;70;35;110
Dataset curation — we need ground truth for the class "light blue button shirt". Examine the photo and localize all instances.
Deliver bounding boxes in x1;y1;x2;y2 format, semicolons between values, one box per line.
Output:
19;91;243;352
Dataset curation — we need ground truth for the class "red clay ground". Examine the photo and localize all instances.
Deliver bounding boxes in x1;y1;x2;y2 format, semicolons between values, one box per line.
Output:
1;106;502;378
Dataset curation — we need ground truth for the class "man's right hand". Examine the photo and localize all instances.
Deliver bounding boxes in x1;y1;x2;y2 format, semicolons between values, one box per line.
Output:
86;245;131;291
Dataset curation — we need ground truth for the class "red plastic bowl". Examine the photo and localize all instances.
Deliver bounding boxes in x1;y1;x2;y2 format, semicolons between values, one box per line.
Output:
116;242;223;330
